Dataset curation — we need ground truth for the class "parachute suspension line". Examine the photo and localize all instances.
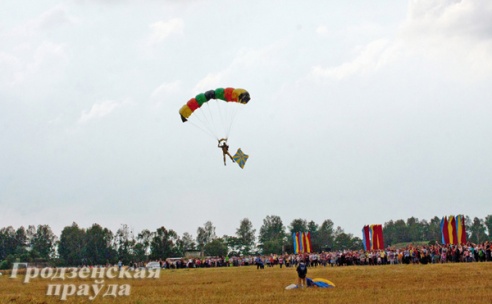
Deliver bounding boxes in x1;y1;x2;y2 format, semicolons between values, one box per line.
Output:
190;103;219;140
186;118;217;140
221;102;233;139
216;100;229;138
210;100;224;139
207;100;223;139
208;100;230;139
225;103;241;139
220;102;239;139
201;101;220;140
179;88;250;142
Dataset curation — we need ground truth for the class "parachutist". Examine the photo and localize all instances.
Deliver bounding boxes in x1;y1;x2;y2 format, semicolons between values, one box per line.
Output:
218;139;234;166
296;259;307;288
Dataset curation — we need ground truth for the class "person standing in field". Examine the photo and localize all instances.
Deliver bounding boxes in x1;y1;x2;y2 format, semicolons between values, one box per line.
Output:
278;256;284;268
296;259;307;288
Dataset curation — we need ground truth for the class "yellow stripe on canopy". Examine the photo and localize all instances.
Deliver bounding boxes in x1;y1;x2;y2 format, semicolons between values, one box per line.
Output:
179;104;192;119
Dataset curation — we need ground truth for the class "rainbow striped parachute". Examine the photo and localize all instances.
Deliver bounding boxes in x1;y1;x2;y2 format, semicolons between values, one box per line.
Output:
179;87;251;167
179;88;250;141
179;88;250;122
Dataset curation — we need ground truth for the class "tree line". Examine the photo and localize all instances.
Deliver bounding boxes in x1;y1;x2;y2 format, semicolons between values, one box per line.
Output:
1;214;491;269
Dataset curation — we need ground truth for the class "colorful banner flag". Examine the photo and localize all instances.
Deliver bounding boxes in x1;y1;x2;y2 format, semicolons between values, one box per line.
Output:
362;226;370;251
460;215;467;244
293;232;298;254
374;224;384;249
456;215;463;245
447;216;454;245
298;232;304;253
440;217;445;244
292;232;312;254
441;215;467;245
304;232;312;253
370;225;376;250
442;217;450;244
362;224;384;250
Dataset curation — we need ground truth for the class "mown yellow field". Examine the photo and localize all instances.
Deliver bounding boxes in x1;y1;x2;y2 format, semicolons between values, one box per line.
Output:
1;263;492;303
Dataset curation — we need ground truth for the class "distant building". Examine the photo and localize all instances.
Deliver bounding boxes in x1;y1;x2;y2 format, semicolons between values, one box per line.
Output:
184;250;202;259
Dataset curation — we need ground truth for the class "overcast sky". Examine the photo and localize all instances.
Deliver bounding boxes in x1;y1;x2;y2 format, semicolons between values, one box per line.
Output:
1;0;491;240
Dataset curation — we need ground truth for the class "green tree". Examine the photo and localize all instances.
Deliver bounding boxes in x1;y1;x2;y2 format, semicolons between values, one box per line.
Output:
468;217;487;244
288;219;308;234
382;220;396;246
14;227;28;255
149;226;179;259
134;229;151;262
196;221;216;253
258;215;286;254
406;217;424;242
235;218;256;255
30;225;57;260
0;226;32;267
393;219;409;243
484;215;492;239
58;222;86;266
84;224;116;265
0;226;15;261
426;216;442;243
332;227;361;250
115;224;136;265
317;219;335;251
224;235;242;255
180;232;196;251
307;221;319;233
204;238;228;257
0;226;16;260
307;220;320;252
260;239;285;255
25;225;36;250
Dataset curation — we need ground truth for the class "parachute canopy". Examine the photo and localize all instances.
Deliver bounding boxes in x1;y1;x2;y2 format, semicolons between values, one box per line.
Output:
308;278;336;288
178;87;250;141
286;278;335;290
179;88;250;123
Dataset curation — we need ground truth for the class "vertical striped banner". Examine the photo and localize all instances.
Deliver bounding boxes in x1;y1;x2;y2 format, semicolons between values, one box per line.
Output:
363;226;371;251
456;215;462;244
362;227;367;251
460;215;467;244
441;215;467;245
308;232;312;253
452;216;458;245
293;232;299;254
370;225;376;250
375;224;384;249
440;217;445;244
293;232;313;254
298;232;304;253
442;217;450;244
448;215;456;245
362;224;384;250
303;232;312;253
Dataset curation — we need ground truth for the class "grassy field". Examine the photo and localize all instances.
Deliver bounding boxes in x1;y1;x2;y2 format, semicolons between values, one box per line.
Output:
1;263;492;303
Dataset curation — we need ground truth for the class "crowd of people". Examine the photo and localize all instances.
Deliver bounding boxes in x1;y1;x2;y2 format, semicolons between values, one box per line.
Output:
155;241;492;269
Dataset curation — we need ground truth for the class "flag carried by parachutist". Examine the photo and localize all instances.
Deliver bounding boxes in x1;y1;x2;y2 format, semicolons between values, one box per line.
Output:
233;148;249;169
